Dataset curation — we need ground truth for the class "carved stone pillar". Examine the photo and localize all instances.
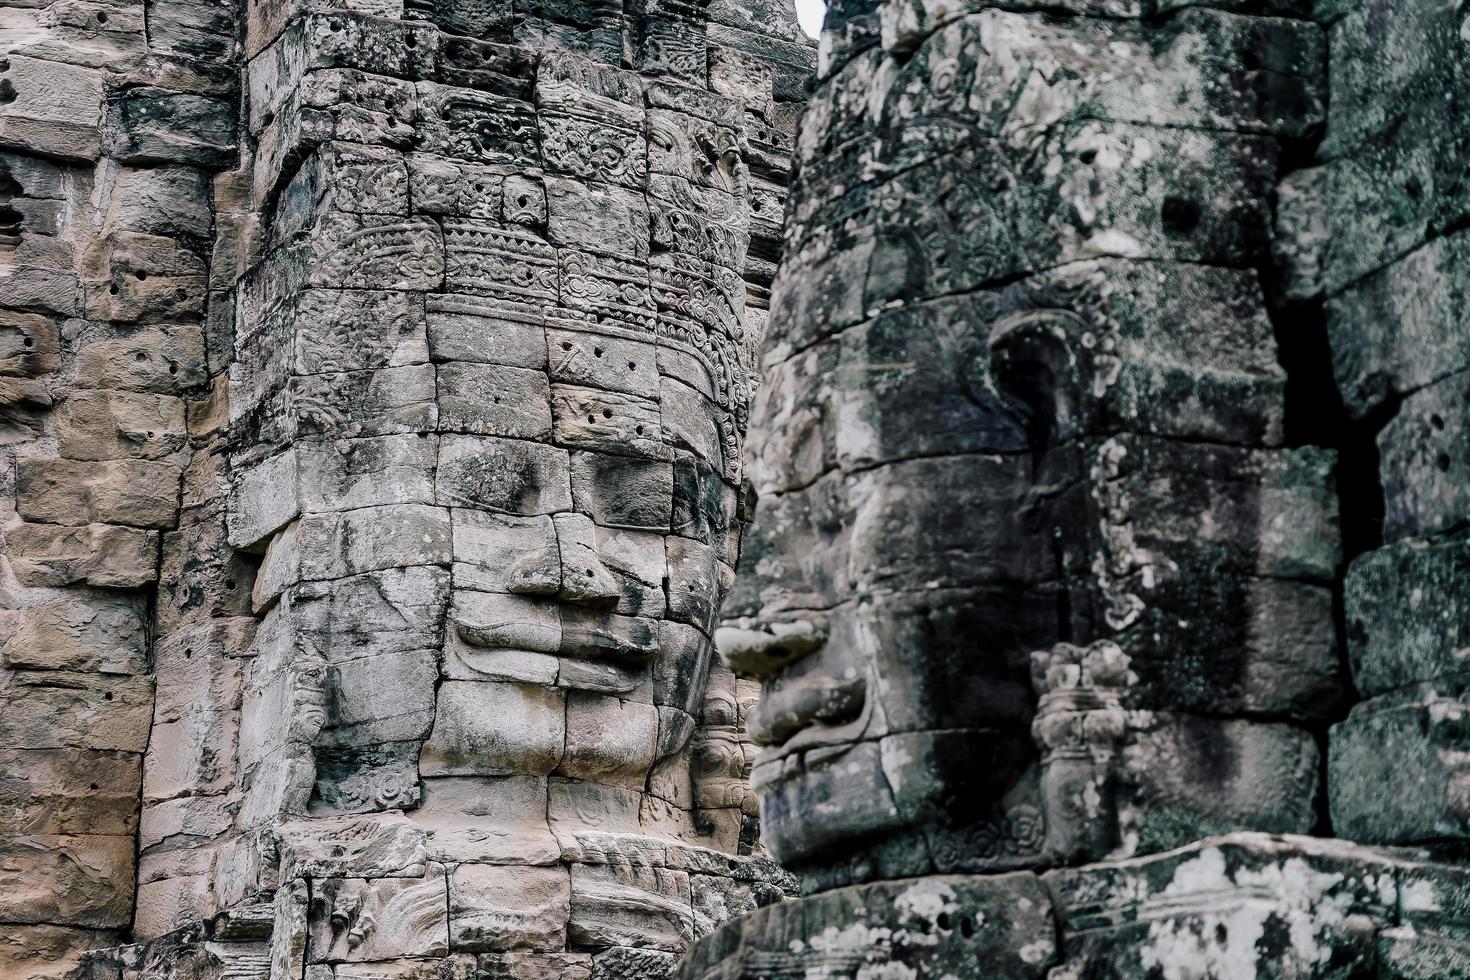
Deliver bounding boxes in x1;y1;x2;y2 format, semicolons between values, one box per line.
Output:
0;2;815;979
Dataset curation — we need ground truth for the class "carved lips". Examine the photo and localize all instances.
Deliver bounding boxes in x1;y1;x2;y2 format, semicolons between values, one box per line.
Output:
454;602;659;695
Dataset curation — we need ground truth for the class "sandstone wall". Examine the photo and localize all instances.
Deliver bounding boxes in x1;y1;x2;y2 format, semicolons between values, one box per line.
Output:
0;0;239;972
0;0;815;977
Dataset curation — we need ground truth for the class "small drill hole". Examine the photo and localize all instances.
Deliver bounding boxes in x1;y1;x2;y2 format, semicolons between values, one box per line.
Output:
627;361;636;371
593;347;603;358
1431;413;1445;430
601;408;612;419
1161;195;1202;236
561;341;573;351
104;691;114;701
168;363;178;375
89;782;99;790
1078;148;1097;165
109;284;119;295
224;579;237;590
134;270;147;280
96;11;108;22
1437;453;1452;472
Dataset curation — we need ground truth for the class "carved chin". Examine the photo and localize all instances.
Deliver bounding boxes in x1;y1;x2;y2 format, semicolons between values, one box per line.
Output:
420;680;669;789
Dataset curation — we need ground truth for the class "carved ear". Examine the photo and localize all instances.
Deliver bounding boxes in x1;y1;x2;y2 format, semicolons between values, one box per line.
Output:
986;309;1089;451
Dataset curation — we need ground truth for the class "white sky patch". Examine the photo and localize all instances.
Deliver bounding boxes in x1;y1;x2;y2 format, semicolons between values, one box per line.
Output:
794;0;825;39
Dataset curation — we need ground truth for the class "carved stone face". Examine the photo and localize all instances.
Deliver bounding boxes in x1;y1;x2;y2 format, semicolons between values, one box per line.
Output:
722;289;1057;884
232;47;769;848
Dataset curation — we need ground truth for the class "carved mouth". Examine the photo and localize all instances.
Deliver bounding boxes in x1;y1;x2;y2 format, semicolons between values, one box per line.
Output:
747;675;867;750
453;604;657;694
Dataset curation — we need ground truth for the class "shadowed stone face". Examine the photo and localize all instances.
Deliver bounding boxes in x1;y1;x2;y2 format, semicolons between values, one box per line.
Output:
720;0;1337;890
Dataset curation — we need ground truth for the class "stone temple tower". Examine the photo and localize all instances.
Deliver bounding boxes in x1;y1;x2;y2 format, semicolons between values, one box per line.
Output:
684;0;1470;976
0;0;814;977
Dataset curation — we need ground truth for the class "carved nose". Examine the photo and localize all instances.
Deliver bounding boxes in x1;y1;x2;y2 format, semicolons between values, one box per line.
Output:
505;513;620;608
506;545;560;596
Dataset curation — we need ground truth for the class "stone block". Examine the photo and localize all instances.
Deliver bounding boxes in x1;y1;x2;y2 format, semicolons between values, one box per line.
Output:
1378;370;1470;542
1326;232;1470;420
145;628;244;800
569;452;673;533
550;386;669;464
1;593;149;674
4;521;159;588
437;434;572;514
443;221;558;305
421;681;566;777
677;872;1055;979
452;509;558;594
540;114;647;189
449;864;571;952
438;361;554;438
291;288;429;375
1046;834;1390;978
1118;714;1319;856
320;647;438;746
417;83;540;167
544;178;650;261
16;458;181;529
410;154;504;221
277;814;429;881
81;232;208;324
0;670;154;752
479;951;592;980
1331;682;1470;844
427;294;549;369
103;87;236;168
547;327;659;397
0;308;61;378
299;434;440;513
568;863;693;953
1346;538;1470;697
253;504;451;607
412;774;559;866
73;324;208;395
55;389;188;462
592;526;667;618
308;870;450;963
0;56;103;161
0;834;136;928
315;740;423;813
286;566;450;664
559;694;659;788
0;748;141;836
1321;0;1465;159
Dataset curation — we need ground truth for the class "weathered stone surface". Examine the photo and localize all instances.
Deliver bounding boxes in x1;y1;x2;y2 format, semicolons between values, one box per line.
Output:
1047;834;1392;979
1330;681;1470;845
307;869;450;962
449;864;571;952
679;873;1056;979
0;834;136;927
1378;370;1470;543
1345;537;1470;698
16;457;181;528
